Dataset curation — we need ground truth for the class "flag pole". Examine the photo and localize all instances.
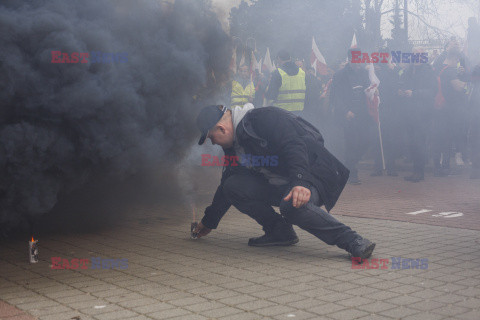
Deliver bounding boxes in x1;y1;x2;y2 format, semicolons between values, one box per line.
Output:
377;104;386;173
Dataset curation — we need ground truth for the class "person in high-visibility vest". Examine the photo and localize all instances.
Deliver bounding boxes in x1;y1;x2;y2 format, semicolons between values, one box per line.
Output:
230;65;255;107
265;50;306;113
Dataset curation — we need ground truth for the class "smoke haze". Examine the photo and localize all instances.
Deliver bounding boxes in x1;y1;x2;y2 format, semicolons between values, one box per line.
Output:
0;0;230;233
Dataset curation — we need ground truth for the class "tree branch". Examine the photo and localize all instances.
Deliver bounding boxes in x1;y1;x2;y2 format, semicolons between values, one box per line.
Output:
380;8;394;15
406;9;456;37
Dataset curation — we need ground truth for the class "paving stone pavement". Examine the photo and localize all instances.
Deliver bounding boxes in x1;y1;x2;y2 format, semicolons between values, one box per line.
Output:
1;166;480;320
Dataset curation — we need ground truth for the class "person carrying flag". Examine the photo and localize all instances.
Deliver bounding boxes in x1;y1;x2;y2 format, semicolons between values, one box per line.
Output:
330;48;373;185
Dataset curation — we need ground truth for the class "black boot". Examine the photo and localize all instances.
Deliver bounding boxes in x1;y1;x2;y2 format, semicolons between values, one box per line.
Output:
348;238;376;259
434;167;447;177
248;220;299;247
404;172;424;182
471;168;480;179
370;169;383;177
348;174;361;185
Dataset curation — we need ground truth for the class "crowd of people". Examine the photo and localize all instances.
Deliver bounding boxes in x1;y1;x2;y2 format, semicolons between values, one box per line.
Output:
222;29;480;185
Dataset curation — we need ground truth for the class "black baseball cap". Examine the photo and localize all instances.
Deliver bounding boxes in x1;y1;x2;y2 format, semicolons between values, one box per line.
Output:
196;105;227;145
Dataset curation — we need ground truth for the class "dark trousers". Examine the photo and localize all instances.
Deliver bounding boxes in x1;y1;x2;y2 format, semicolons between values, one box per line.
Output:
344;119;371;177
470;113;480;170
222;172;361;251
432;108;452;169
406;120;428;175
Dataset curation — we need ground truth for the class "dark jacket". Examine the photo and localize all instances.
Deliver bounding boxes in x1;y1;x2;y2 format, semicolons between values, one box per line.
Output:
459;64;480;116
330;64;371;125
202;107;350;229
398;64;437;121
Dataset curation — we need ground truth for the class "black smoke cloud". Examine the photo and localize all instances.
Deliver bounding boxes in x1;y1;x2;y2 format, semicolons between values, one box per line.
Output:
0;0;230;232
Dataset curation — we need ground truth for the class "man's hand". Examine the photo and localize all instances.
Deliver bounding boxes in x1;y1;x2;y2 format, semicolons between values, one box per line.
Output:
193;222;211;238
283;186;311;208
346;111;355;120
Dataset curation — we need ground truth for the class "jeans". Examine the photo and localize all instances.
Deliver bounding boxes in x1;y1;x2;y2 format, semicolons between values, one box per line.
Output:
222;172;362;251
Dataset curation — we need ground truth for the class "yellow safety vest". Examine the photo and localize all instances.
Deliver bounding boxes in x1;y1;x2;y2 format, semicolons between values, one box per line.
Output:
231;80;255;106
274;68;306;111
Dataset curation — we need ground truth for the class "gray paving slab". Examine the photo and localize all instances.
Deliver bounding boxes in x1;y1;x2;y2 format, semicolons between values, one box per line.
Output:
2;170;480;320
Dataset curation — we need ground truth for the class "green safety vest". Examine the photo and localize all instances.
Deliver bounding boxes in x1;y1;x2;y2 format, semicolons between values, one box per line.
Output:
231;80;255;106
274;68;306;111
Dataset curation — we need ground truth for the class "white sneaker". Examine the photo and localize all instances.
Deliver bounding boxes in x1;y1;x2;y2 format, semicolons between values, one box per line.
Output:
455;153;465;166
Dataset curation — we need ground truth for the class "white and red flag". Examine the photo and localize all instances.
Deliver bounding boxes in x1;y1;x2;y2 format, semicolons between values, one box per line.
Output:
365;63;380;123
239;50;245;67
249;51;261;82
351;32;358;48
229;46;237;74
310;37;329;75
250;51;262;72
262;47;275;73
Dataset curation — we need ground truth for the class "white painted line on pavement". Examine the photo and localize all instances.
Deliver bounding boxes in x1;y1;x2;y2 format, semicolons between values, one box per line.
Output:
406;209;432;215
432;212;464;218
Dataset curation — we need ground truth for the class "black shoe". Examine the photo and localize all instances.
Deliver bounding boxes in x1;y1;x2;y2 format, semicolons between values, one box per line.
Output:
404;173;424;182
387;170;398;177
348;176;361;185
370;170;383;177
349;238;376;259
248;223;299;247
434;168;447;177
471;169;480;179
248;233;299;247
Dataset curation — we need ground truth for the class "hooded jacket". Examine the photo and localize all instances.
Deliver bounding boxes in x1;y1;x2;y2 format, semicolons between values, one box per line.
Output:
201;107;349;229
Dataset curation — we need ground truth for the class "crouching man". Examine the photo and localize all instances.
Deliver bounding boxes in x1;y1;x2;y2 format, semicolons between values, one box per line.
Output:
194;104;375;259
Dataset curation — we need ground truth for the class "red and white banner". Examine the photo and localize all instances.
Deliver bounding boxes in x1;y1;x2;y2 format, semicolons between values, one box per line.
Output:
310;37;329;75
229;46;237;74
262;47;276;73
351;33;358;48
365;63;380;123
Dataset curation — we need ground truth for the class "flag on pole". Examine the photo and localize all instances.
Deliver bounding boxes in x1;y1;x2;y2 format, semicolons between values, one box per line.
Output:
310;36;328;75
239;50;245;67
250;51;262;74
365;62;385;170
350;32;358;48
229;46;237;74
250;51;255;73
345;32;358;62
262;47;275;73
250;51;262;72
365;63;380;123
249;51;259;82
